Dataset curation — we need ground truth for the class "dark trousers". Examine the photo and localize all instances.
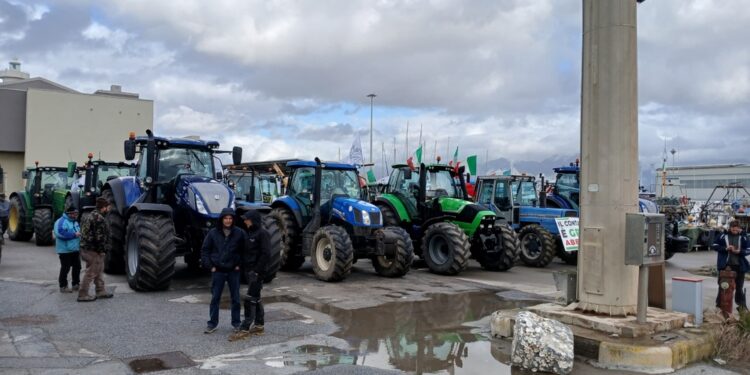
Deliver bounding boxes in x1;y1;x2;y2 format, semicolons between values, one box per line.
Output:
241;272;264;329
58;252;81;288
716;265;747;309
0;216;8;236
208;271;241;328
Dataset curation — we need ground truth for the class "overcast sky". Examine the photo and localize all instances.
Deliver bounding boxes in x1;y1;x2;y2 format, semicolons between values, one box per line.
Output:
1;0;748;175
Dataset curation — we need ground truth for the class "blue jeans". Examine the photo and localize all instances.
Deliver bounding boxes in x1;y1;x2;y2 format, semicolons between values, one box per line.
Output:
208;270;241;328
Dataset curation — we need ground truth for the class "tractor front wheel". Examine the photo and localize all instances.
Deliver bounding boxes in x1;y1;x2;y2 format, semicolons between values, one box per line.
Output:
270;208;305;271
421;222;470;275
263;214;282;283
518;224;556;268
311;225;353;282
472;223;518;271
556;238;578;265
125;212;176;291
33;208;54;246
102;190;125;274
8;196;32;241
372;226;414;277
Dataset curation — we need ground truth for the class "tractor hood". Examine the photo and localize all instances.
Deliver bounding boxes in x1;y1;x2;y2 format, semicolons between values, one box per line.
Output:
330;197;383;227
177;175;235;218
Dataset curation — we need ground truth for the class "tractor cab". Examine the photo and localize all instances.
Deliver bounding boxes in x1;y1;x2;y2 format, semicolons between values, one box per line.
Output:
548;163;580;210
68;155;134;213
475;175;537;226
26;165;70;206
386;164;469;221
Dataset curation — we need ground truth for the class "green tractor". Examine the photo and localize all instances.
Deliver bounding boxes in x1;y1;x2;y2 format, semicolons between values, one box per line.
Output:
373;163;518;275
7;162;74;246
63;154;135;216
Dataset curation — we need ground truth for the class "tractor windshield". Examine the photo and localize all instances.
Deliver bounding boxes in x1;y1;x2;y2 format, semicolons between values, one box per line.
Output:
96;165;132;191
320;169;361;204
511;179;537;206
228;172;254;200
157;147;214;181
555;172;580;206
257;175;279;203
425;169;462;199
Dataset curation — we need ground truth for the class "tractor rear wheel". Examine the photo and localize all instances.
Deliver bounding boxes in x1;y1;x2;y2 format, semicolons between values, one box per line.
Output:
311;225;353;282
472;223;518;271
33;208;54;246
518;224;556;268
556;238;578;265
8;196;33;241
102;190;125;274
421;222;470;275
270;208;305;271
378;205;400;227
263;214;282;283
372;226;414;277
125;212;176;291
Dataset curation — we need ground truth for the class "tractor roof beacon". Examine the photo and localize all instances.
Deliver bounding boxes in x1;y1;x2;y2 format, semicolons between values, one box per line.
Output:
267;158;414;281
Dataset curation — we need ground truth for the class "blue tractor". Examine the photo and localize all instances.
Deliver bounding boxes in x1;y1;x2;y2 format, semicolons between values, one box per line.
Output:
474;175;578;267
102;130;253;291
267;158;414;281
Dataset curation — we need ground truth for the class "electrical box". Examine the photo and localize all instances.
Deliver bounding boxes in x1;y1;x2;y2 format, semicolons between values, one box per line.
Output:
625;212;665;266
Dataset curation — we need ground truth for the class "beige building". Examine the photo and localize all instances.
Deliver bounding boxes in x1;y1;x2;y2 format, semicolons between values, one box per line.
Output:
0;61;153;194
656;164;750;201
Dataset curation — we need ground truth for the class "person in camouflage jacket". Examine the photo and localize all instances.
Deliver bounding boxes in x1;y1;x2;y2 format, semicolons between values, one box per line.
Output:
78;197;113;302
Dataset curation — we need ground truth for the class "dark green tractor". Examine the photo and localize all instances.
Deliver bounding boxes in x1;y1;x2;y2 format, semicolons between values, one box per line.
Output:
373;163;518;275
7;163;73;246
63;154;135;216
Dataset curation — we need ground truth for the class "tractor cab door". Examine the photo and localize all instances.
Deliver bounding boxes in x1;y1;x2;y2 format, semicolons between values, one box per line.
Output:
477;179;515;224
555;172;580;209
386;168;419;218
287;167;314;222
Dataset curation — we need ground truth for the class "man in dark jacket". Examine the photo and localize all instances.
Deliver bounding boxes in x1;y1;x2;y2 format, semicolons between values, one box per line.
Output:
78;198;113;302
713;220;750;312
201;208;245;333
238;209;271;336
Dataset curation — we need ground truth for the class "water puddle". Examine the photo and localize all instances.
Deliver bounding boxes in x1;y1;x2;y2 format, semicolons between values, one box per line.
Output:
273;291;533;374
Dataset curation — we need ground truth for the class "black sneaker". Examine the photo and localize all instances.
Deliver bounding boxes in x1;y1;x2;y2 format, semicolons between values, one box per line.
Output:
204;325;217;334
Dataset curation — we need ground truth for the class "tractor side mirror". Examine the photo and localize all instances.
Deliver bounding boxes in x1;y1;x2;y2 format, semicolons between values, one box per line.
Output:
124;140;136;161
232;147;242;165
404;169;412;180
67;162;77;178
22;170;29;179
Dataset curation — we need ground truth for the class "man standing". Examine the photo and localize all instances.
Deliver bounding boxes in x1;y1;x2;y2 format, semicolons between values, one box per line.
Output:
201;208;245;333
77;198;113;302
713;220;750;312
54;207;81;293
0;193;9;238
233;210;270;340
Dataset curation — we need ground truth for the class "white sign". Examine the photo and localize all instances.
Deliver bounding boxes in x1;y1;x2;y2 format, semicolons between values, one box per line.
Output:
555;217;580;252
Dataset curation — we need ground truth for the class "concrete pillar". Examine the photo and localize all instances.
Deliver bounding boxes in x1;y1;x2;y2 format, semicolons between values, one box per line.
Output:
576;0;639;316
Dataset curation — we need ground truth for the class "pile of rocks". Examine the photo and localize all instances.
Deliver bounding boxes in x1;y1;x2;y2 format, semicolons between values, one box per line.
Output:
510;311;574;374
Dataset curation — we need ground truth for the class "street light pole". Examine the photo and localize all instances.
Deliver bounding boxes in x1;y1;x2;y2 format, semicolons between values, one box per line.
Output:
367;94;376;164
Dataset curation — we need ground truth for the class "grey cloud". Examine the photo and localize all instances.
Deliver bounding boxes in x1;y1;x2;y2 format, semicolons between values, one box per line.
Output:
298;123;353;141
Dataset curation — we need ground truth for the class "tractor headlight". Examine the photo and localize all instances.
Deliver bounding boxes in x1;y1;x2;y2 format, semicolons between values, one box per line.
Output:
145;176;153;184
195;197;208;215
361;210;371;225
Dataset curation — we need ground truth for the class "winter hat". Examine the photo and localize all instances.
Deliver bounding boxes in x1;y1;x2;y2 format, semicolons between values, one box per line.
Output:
65;206;77;213
242;209;262;224
96;197;109;210
219;207;235;219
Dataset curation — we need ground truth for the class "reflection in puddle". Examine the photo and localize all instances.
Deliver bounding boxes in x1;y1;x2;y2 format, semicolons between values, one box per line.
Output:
277;291;531;374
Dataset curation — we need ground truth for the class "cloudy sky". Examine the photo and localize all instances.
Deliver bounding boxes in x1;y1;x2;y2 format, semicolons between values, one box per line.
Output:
1;0;748;179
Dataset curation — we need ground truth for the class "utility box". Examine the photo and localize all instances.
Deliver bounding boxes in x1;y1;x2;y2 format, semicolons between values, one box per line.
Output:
672;277;703;326
625;213;665;266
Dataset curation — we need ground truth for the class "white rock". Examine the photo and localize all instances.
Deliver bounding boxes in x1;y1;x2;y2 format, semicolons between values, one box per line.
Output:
490;310;518;338
511;311;574;375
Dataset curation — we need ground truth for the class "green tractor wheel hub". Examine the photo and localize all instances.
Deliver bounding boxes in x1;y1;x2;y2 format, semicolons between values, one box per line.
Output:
428;235;450;265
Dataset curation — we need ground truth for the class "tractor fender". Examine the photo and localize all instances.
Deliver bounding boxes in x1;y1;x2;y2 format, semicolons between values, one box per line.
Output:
104;177;142;216
421;215;455;234
271;197;303;228
374;196;410;223
125;203;173;220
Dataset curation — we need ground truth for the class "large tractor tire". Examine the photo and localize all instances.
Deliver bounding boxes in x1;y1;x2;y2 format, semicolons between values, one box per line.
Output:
262;214;282;283
372;226;414;278
556;238;578;265
472;223;518;271
125;212;176;291
518;224;556;268
33;208;54;246
378;204;400;227
102;190;125;274
269;208;305;271
421;222;471;275
311;225;353;282
8;196;33;241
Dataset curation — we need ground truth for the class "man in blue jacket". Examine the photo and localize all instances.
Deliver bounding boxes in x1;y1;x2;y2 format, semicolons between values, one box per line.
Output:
54;207;81;293
201;208;246;333
713;220;750;312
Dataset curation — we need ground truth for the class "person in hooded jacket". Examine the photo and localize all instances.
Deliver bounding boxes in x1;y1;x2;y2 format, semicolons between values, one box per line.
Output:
54;207;81;293
201;208;246;333
238;210;271;336
713;220;750;312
